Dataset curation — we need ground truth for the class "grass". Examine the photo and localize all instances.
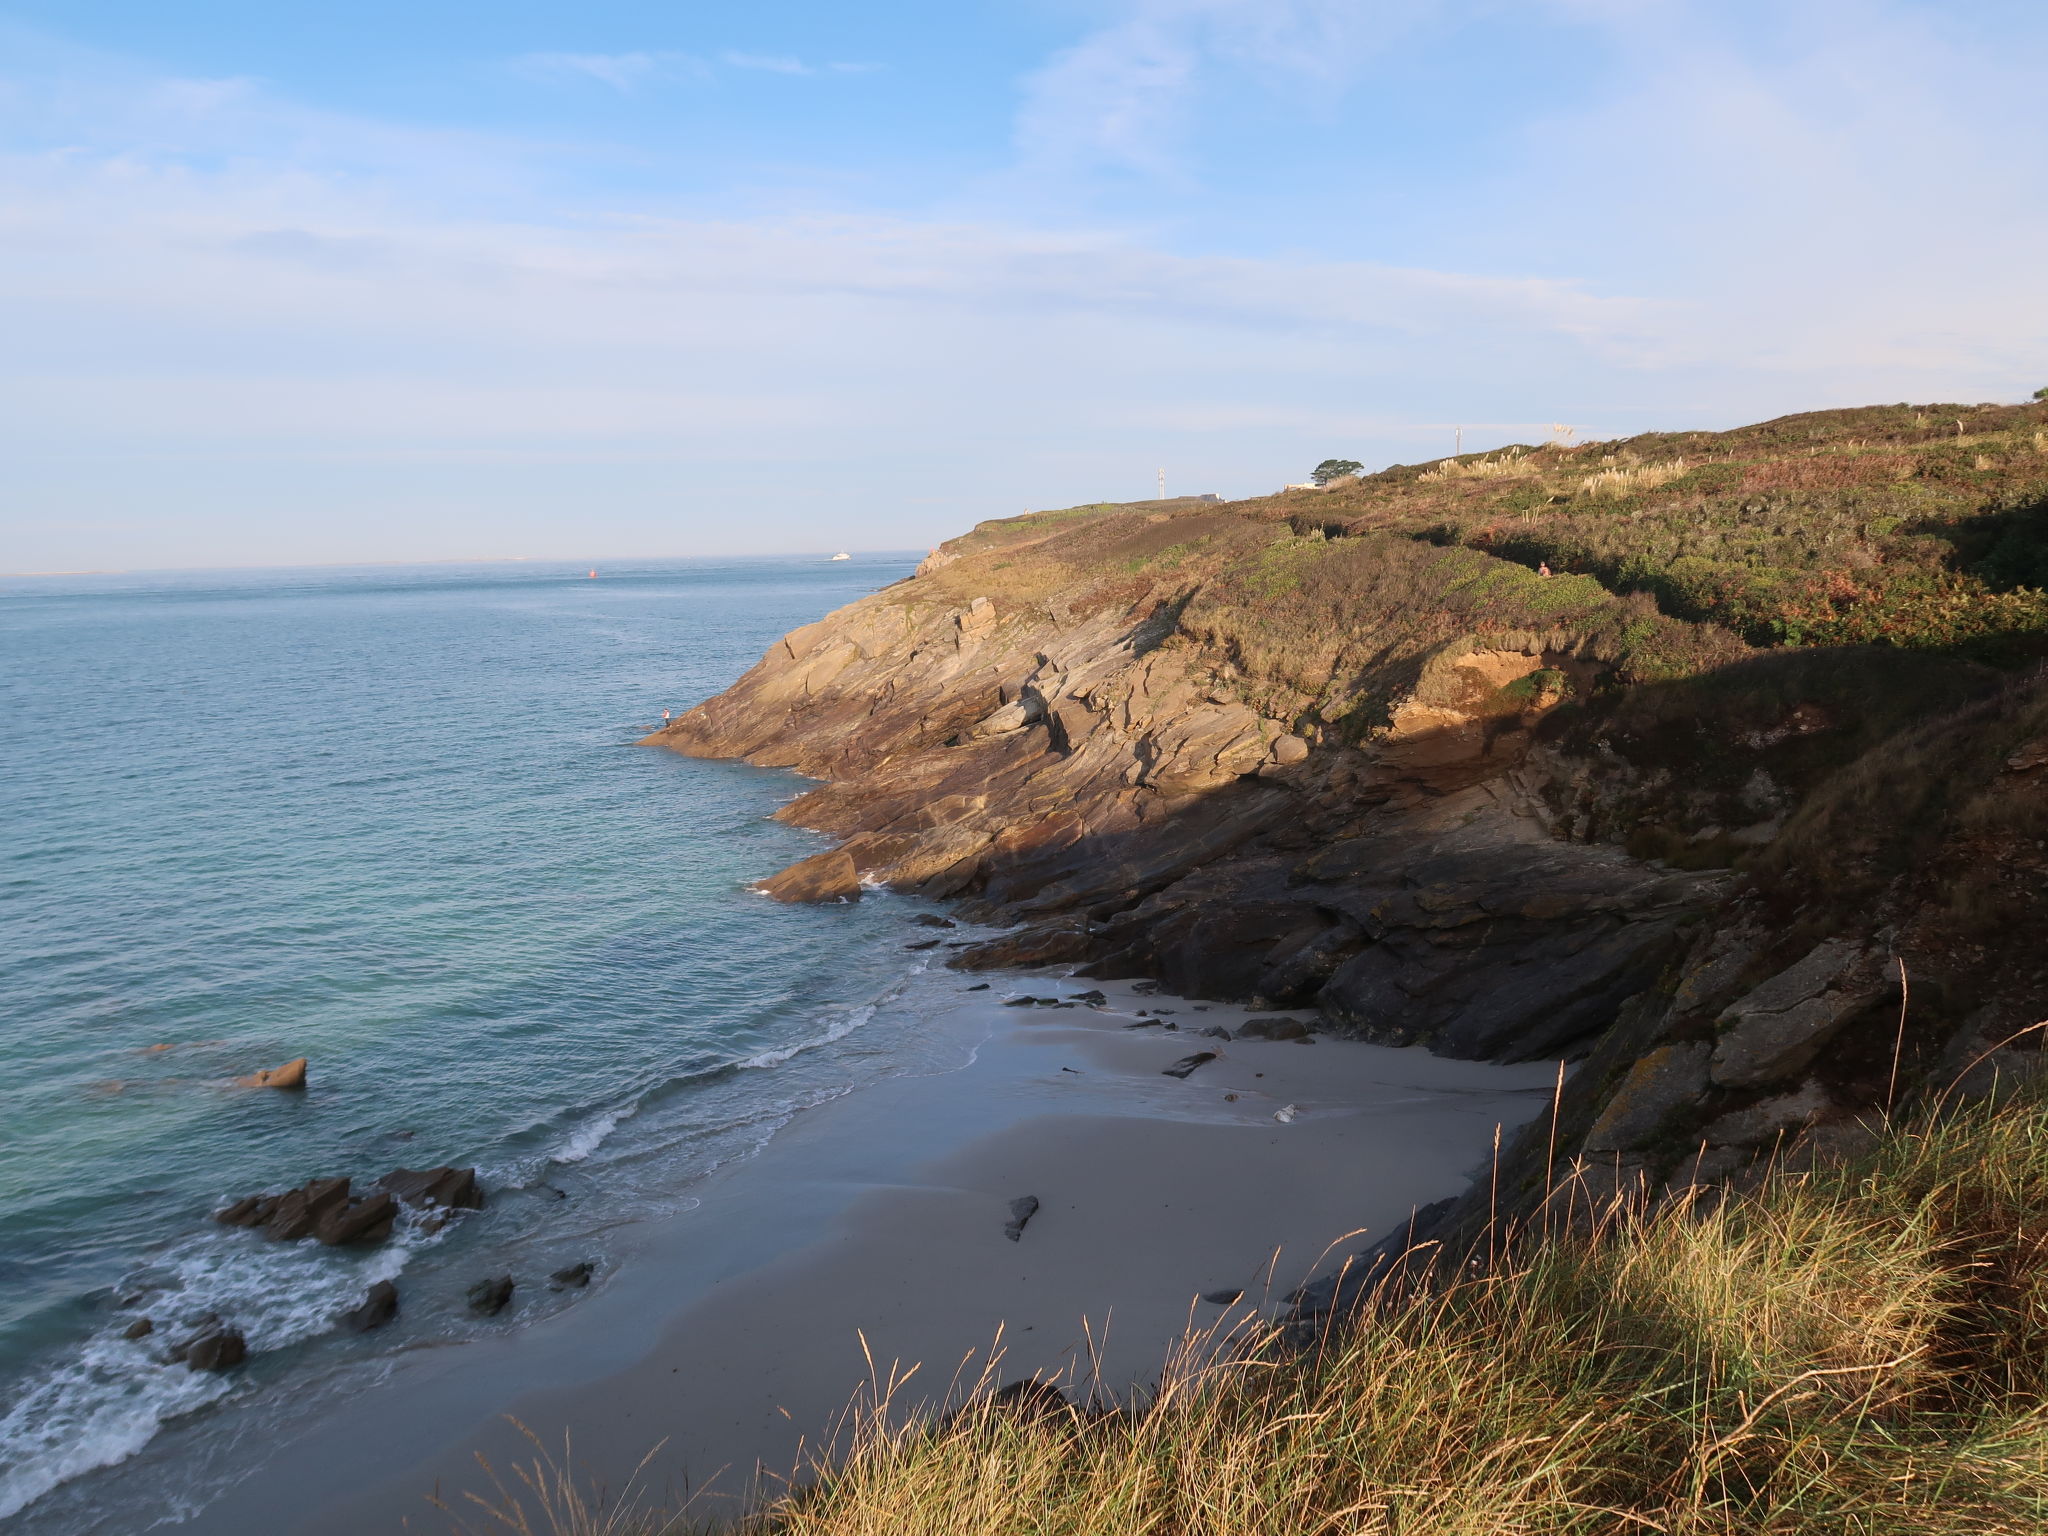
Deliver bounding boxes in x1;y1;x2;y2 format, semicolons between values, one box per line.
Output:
462;1082;2048;1535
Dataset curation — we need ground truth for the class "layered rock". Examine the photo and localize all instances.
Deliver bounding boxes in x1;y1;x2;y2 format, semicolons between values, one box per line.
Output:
651;494;2048;1310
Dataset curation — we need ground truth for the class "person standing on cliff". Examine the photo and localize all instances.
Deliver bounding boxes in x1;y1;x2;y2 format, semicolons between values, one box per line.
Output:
662;709;671;726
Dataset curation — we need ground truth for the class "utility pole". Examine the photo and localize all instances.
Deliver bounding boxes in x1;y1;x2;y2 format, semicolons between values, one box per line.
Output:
1157;467;1166;500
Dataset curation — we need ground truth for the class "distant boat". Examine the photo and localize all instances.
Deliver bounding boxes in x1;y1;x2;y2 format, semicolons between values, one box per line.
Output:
830;552;851;561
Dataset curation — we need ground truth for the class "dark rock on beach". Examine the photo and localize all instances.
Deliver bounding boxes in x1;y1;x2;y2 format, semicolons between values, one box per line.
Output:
549;1261;595;1290
1004;1196;1039;1242
1237;1016;1310;1041
1201;1288;1245;1305
1161;1052;1217;1079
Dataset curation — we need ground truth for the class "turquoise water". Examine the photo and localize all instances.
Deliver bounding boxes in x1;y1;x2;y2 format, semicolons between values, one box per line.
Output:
0;555;930;1522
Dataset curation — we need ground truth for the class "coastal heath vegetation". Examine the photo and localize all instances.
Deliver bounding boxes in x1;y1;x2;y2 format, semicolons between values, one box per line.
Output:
469;1082;2048;1535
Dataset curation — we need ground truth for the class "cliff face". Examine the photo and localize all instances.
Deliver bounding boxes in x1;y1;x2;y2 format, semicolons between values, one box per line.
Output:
653;407;2048;1282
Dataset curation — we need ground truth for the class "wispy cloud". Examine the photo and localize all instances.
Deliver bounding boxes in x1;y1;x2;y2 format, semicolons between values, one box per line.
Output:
512;48;879;92
1013;0;1412;178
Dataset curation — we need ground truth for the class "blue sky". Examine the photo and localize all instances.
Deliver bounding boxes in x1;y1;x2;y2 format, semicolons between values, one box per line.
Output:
2;0;2045;570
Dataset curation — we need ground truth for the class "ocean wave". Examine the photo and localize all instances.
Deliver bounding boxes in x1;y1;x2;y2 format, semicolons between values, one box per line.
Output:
0;1222;428;1520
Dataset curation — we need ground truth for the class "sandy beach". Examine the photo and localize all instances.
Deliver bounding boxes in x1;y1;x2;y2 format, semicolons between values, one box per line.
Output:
164;973;1560;1535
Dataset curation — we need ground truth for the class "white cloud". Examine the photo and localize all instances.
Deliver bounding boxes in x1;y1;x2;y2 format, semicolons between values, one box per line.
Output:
511;48;879;91
511;50;700;91
1012;0;1412;177
3;3;2046;569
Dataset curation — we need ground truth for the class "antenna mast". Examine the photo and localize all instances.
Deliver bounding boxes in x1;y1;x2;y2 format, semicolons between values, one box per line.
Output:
1157;466;1166;500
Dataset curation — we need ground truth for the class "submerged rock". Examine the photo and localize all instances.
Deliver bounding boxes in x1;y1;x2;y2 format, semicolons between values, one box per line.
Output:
549;1261;595;1290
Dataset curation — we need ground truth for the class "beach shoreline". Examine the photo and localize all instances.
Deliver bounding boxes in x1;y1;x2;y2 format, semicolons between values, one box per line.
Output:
155;970;1560;1536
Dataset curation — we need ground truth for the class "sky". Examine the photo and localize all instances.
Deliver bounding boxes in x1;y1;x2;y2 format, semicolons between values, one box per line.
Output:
2;0;2045;571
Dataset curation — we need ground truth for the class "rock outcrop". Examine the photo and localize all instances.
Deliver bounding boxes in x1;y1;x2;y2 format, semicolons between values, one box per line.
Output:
215;1166;482;1248
237;1057;307;1090
650;487;2048;1317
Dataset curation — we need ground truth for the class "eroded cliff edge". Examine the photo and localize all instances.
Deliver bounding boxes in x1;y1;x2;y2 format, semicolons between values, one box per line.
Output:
650;408;2048;1295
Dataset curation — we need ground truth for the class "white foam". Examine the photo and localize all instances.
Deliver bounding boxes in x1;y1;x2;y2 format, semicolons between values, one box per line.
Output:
735;1003;875;1070
0;1223;428;1519
551;1100;640;1164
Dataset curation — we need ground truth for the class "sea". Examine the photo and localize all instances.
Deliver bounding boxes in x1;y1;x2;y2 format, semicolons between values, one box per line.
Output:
0;553;967;1528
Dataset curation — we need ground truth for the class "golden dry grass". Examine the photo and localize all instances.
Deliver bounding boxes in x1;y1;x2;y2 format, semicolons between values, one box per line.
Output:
466;1084;2048;1536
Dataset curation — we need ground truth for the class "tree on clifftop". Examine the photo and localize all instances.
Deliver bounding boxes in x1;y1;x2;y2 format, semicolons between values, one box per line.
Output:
2033;386;2048;401
1311;458;1363;485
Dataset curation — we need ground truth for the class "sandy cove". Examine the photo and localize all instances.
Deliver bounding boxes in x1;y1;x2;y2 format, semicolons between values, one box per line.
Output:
173;975;1559;1535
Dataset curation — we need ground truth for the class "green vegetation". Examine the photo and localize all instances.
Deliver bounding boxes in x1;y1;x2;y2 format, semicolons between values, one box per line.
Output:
475;1086;2048;1536
1272;402;2048;662
1311;458;1363;485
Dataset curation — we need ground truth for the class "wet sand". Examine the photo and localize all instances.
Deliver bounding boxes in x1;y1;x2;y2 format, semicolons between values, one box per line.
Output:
171;979;1560;1534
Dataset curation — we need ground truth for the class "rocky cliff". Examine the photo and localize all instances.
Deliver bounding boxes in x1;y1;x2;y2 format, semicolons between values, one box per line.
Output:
651;407;2048;1298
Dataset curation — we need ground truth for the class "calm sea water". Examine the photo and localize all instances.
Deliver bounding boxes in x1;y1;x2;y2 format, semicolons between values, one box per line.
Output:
0;555;937;1524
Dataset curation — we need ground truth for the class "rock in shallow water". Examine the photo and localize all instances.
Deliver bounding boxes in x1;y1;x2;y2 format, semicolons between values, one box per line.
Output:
177;1320;247;1372
1161;1052;1217;1080
549;1261;594;1290
236;1057;308;1090
467;1276;515;1316
341;1280;399;1333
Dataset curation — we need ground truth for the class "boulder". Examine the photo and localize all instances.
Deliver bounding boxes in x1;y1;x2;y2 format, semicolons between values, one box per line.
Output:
315;1191;397;1246
756;850;862;903
214;1194;277;1228
549;1261;594;1290
1710;941;1882;1088
1004;1196;1040;1242
1237;1016;1310;1041
911;913;958;928
179;1321;248;1373
122;1317;154;1340
1699;1080;1832;1148
1161;1052;1217;1079
378;1166;484;1211
340;1280;399;1333
467;1276;515;1316
1201;1288;1245;1305
264;1177;351;1242
1582;1042;1712;1153
237;1057;308;1090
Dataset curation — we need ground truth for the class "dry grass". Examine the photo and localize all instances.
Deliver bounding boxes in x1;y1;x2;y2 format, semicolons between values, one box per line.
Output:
466;1086;2048;1536
1578;460;1690;499
1417;449;1541;483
